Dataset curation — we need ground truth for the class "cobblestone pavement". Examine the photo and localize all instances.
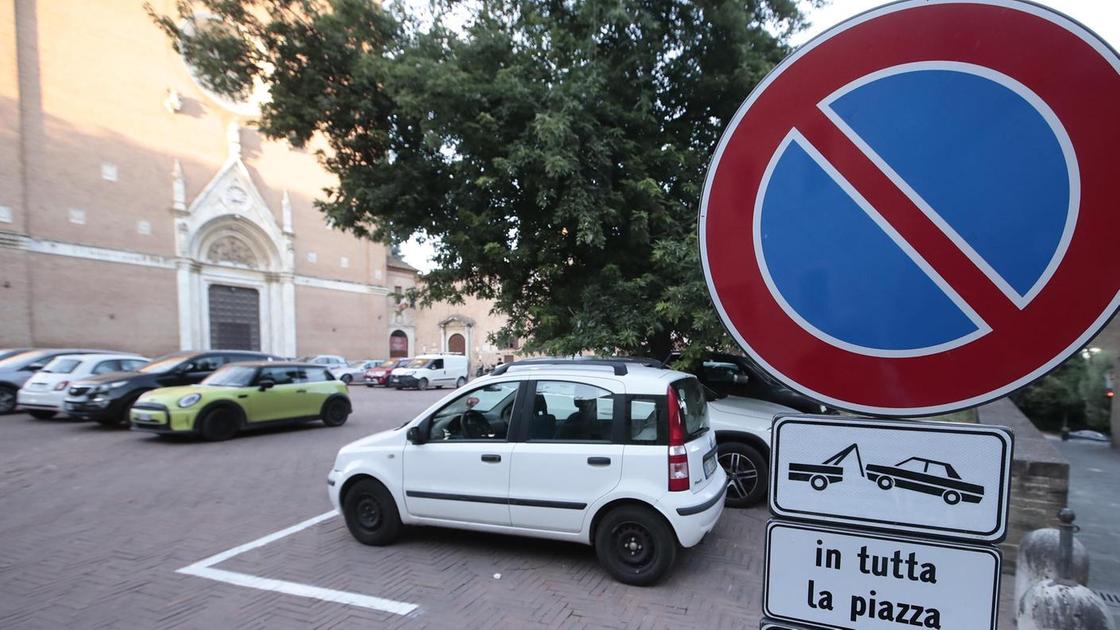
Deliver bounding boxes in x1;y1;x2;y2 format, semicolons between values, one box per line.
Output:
0;386;1018;629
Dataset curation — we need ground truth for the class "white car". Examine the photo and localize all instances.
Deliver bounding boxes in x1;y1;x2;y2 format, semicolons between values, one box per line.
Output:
706;393;797;508
330;360;383;385
388;354;469;390
17;353;149;419
328;358;726;585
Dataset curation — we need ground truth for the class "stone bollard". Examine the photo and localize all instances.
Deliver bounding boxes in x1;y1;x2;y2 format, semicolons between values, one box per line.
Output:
1017;509;1116;630
1016;522;1089;606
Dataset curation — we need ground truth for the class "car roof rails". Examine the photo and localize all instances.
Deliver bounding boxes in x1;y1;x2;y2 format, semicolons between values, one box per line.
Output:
490;357;664;377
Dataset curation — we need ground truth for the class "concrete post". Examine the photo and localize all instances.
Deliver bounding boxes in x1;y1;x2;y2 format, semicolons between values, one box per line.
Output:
1018;510;1115;630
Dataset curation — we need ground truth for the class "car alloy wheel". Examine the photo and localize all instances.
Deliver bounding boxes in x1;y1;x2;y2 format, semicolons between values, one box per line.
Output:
719;451;759;500
417;378;429;391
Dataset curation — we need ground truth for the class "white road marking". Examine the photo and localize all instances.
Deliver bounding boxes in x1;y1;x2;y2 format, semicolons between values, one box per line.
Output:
176;510;419;616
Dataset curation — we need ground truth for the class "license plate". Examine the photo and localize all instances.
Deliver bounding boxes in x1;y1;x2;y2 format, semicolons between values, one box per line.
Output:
136;413;152;421
704;452;718;478
65;402;77;411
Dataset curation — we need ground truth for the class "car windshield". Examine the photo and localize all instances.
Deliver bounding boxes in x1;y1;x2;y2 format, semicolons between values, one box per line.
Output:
138;353;192;374
41;358;82;374
379;358;403;370
405;358;430;368
203;366;257;387
0;350;45;370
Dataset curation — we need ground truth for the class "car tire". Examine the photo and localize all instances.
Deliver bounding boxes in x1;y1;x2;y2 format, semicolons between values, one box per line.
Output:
456;376;466;388
717;442;768;508
321;398;350;427
342;478;402;546
417;378;429;391
0;385;18;415
341;374;353;385
594;505;677;586
199;406;240;441
28;410;57;420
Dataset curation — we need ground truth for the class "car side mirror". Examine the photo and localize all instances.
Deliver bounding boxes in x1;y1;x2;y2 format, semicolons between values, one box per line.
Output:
258;378;276;391
407;418;431;444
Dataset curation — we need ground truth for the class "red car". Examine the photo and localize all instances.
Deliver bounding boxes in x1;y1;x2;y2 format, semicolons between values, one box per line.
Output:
365;357;409;387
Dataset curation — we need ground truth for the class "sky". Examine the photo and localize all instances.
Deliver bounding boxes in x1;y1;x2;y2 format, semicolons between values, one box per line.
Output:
397;0;1119;272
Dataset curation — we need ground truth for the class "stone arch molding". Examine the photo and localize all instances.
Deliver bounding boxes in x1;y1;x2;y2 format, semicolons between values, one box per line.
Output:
173;129;297;355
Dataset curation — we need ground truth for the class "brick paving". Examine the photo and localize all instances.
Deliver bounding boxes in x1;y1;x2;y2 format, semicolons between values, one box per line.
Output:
0;386;1018;629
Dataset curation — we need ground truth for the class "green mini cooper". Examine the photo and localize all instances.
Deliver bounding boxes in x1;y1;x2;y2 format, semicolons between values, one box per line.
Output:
129;361;351;441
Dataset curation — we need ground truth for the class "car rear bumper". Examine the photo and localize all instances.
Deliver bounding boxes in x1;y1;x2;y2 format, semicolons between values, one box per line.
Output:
17;390;64;411
659;472;727;548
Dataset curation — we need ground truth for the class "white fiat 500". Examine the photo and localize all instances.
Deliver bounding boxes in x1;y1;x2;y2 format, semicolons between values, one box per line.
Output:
328;359;726;585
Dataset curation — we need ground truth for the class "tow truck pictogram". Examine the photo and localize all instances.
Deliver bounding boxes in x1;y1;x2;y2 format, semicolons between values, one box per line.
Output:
788;444;985;505
787;443;864;491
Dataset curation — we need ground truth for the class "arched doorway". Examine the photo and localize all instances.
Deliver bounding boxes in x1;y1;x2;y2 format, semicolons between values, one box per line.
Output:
448;333;466;355
390;330;409;357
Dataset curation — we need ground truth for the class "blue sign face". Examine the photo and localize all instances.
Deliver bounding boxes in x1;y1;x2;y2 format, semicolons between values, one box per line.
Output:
757;63;1075;356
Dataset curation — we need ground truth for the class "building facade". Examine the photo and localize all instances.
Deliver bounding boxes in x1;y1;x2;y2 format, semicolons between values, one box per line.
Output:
0;0;514;369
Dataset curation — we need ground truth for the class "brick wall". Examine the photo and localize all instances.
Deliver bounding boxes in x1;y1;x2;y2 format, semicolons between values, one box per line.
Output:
978;398;1069;572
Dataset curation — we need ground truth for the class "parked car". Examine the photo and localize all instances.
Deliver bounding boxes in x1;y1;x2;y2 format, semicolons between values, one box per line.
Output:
328;358;725;586
17;353;150;419
64;350;281;427
0;348;125;414
365;357;408;387
0;348;32;362
301;355;348;368
331;359;384;385
130;361;351;441
388;354;469;390
705;390;797;507
668;351;831;414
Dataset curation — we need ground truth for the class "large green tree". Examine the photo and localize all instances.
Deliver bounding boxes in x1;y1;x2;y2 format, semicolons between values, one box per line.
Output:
150;0;811;359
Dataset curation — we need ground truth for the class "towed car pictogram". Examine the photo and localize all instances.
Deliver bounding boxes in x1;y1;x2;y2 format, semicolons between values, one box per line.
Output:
865;457;984;506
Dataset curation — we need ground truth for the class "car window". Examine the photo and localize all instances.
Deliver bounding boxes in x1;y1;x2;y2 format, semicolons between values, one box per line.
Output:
431;359;444;369
204;365;258;387
629;397;663;443
302;368;333;382
121;359;148;371
427;381;519;441
185;355;225;373
42;358;82;374
259;366;302;385
528;381;614;442
91;360;119;375
701;360;749;385
672;377;710;440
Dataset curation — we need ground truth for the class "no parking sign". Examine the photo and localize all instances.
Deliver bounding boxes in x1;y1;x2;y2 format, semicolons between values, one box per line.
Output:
700;0;1120;415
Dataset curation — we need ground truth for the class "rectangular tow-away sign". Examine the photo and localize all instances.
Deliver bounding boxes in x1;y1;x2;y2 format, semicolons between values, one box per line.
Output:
770;415;1013;542
764;521;1001;630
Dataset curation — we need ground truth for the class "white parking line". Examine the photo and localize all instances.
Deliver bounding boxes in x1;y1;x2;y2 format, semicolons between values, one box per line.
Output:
176;511;419;616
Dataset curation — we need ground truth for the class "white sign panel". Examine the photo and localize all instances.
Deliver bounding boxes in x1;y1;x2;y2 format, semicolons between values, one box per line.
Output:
770;415;1013;542
764;521;1001;630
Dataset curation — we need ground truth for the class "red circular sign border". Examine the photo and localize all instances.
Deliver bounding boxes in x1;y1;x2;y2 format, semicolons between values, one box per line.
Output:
700;0;1120;415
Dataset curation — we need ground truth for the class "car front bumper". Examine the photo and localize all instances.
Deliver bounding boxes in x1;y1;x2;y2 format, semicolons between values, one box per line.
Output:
388;375;419;387
63;395;122;420
129;402;196;434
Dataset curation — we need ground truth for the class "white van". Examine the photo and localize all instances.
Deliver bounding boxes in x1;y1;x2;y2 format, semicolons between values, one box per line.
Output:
388;354;468;390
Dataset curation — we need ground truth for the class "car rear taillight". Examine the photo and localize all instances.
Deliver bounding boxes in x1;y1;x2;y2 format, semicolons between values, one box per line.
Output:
54;381;69;391
667;385;689;492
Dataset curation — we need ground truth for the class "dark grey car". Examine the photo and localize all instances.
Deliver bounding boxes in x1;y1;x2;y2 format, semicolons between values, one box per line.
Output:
0;349;125;414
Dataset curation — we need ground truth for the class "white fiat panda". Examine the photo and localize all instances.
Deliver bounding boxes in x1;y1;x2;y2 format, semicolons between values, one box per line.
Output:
328;358;726;585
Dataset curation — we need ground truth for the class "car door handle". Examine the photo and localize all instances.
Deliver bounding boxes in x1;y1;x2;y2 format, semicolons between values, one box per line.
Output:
587;457;611;466
481;454;501;463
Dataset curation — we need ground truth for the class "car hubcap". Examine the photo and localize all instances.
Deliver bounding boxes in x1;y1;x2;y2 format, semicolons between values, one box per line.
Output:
719;452;759;499
0;390;14;411
357;496;381;530
613;523;654;570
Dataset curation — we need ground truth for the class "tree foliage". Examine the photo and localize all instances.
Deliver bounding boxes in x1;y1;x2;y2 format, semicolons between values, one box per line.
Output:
1011;351;1114;433
148;0;811;359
